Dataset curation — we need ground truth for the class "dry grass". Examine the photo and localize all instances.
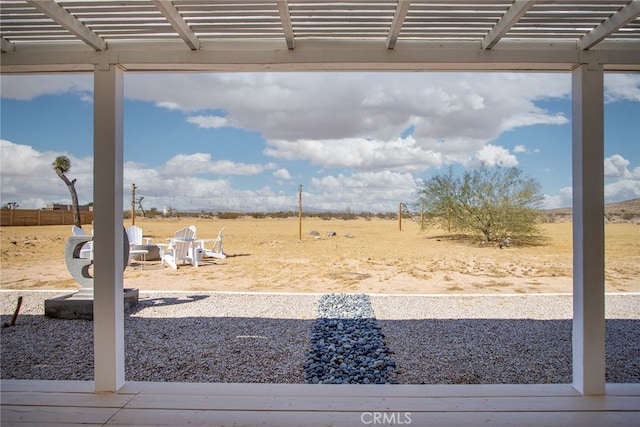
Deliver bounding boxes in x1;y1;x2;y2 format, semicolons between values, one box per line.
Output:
1;217;638;294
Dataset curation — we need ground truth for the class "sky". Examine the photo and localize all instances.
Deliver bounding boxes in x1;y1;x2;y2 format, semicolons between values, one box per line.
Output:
1;72;639;213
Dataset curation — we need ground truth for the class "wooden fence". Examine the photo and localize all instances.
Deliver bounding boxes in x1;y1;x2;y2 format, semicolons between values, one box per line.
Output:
1;209;93;226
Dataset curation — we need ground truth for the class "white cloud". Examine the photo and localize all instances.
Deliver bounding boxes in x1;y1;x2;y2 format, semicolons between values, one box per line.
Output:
543;173;640;208
156;101;182;110
0;74;92;100
0;141;286;211
163;153;212;175
0;139;94;207
604;74;640;102
162;153;276;176
542;186;573;209
499;112;568;132
310;171;418;212
186;115;231;129
265;136;444;172
274;168;292;180
0;72;575;178
605;179;640;203
3;73;638;213
604;154;630;178
513;145;527;153
471;144;519;168
542;195;563;210
118;72;574;151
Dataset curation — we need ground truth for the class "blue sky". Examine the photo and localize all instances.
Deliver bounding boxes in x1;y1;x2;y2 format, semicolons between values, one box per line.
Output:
1;72;639;213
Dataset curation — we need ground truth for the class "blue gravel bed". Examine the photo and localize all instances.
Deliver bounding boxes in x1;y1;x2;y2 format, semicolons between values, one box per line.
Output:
304;293;397;384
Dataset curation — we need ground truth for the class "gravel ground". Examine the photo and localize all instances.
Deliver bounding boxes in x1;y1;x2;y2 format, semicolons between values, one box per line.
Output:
1;291;638;384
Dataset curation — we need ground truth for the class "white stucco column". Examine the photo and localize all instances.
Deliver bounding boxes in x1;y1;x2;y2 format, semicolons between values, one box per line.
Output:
93;63;125;392
571;63;605;395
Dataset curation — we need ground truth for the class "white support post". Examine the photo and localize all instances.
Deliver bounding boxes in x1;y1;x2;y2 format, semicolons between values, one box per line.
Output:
571;63;605;395
93;63;125;392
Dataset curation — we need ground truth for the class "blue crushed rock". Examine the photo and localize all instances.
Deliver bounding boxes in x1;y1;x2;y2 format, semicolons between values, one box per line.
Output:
304;293;397;384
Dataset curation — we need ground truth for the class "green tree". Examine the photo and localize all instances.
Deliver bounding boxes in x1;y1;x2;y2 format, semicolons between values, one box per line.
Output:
52;155;82;228
416;167;544;244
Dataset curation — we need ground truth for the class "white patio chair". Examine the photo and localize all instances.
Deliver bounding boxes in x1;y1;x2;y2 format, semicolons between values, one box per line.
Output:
158;226;197;269
126;225;152;266
125;225;143;246
199;227;227;259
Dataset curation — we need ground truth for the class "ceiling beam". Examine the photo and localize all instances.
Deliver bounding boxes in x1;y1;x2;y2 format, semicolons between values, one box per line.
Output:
26;0;106;51
482;0;535;50
1;37;14;53
277;0;295;50
386;0;411;49
151;0;199;50
3;40;639;73
578;0;640;50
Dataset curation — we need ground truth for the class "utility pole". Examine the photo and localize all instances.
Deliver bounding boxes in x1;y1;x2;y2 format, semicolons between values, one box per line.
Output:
298;184;303;240
131;183;137;225
398;202;403;231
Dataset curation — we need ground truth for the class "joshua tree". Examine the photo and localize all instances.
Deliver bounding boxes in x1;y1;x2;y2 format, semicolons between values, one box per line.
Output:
52;155;82;228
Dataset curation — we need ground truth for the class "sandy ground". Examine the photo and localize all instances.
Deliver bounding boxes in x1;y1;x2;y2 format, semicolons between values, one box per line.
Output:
1;218;639;294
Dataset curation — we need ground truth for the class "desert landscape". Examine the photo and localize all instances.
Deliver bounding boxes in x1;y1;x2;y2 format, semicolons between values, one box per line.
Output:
1;216;639;295
2;216;639;386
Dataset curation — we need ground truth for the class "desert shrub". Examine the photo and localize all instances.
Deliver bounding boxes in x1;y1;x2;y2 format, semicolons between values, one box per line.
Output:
416;166;544;244
217;211;240;220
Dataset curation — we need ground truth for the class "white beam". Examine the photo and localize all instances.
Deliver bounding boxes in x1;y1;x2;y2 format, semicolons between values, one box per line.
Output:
277;0;295;50
1;41;640;73
578;0;640;50
151;0;199;50
93;63;125;392
482;0;535;50
26;0;106;51
571;63;605;396
386;0;411;50
1;37;14;53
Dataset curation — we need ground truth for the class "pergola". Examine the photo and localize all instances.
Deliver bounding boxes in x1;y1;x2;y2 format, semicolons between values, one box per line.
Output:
2;0;640;424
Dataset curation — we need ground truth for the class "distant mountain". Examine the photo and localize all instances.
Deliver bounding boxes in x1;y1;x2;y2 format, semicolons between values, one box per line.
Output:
605;198;640;212
541;198;640;223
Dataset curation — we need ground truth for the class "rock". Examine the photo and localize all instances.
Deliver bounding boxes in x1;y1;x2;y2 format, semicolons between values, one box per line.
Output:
310;230;320;236
304;293;397;385
326;231;337;237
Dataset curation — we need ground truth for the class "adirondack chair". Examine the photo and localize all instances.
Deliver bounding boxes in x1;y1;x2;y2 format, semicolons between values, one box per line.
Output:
199;227;226;259
126;225;153;265
126;225;143;246
159;226;197;270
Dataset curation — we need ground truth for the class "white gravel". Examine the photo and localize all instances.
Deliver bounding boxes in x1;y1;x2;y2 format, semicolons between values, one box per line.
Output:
1;291;638;384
